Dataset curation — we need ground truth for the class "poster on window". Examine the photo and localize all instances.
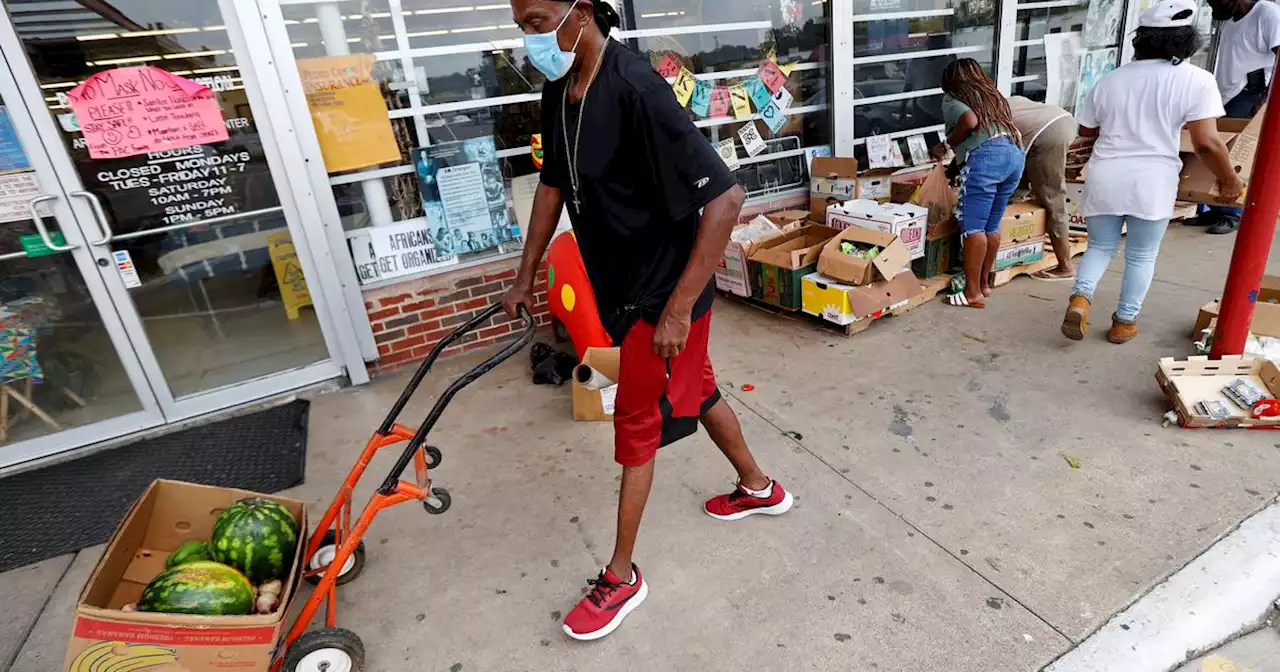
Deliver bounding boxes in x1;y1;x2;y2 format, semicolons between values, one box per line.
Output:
1044;32;1086;110
1084;0;1123;48
1075;48;1118;115
412;136;517;257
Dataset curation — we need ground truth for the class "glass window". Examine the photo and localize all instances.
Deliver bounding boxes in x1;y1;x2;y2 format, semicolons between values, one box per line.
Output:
1011;4;1088;103
851;0;998;166
281;0;833;285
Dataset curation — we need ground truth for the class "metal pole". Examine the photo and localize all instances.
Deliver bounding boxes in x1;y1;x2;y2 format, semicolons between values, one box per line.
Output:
1210;74;1280;357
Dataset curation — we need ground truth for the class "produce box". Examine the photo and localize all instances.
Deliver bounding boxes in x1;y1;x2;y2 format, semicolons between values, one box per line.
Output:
748;225;839;310
999;202;1046;243
765;209;809;231
857;168;895;202
994;236;1046;271
826;199;926;260
800;270;920;325
1156;355;1280;428
1193;275;1280;339
573;347;618;421
1178;109;1262;205
817;226;910;286
1065;182;1086;231
64;480;306;672
717;217;785;297
912;232;958;278
809;157;859;221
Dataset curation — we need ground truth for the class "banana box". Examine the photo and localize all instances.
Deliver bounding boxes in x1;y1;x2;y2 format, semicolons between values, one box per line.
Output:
64;479;307;672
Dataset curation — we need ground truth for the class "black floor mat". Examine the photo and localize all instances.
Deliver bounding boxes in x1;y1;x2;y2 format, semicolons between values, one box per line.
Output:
0;400;309;573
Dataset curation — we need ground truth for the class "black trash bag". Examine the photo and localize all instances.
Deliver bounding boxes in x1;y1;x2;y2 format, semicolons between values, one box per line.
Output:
530;342;577;386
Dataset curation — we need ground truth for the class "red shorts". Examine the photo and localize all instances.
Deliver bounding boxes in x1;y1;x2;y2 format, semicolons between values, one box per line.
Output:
613;311;720;466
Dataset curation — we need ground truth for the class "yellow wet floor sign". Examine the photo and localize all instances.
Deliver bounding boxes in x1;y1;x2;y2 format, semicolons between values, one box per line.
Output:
1202;655;1254;672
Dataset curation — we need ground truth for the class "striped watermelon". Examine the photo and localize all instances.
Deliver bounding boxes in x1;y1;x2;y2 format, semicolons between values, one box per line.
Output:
137;561;254;615
165;540;213;569
211;498;300;584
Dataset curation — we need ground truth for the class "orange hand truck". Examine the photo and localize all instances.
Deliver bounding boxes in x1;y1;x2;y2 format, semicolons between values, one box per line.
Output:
274;304;535;672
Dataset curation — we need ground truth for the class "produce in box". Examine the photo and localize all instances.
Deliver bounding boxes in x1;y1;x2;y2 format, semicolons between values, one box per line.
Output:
165;540;213;568
211;497;300;584
137;561;255;615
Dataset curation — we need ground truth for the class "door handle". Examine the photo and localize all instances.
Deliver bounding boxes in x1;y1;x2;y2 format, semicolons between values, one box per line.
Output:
26;194;77;251
70;190;113;245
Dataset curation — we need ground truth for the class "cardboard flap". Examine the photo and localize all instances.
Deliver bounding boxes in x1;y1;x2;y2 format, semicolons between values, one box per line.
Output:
870;237;911;278
811;157;859;180
749;225;839;270
766;209;809;231
817;227;907;285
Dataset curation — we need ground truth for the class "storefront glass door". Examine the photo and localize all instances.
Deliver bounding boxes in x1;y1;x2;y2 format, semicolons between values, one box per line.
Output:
0;0;350;466
0;76;164;467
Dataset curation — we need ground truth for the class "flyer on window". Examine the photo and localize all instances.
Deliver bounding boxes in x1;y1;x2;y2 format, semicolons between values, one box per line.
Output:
412;136;517;258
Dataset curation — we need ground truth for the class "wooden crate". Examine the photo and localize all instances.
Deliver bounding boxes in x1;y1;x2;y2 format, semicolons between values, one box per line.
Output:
991;233;1087;288
1155;355;1280;429
729;274;950;337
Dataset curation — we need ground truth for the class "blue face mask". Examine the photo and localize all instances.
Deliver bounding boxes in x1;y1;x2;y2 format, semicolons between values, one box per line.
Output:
524;3;584;82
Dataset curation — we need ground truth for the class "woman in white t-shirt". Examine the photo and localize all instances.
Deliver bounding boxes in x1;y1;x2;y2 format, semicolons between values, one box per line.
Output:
1062;0;1243;344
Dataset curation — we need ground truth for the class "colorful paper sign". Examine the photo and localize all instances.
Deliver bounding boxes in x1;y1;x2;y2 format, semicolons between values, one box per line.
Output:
658;54;682;78
713;138;739;171
709;86;731;118
67;66;228;160
738;122;767;157
690;80;712;117
778;61;796;77
729;85;752;120
672;68;697;108
758;60;787;94
0;108;30;173
759;100;787;134
771;86;794;111
297;54;401;173
746;76;774;112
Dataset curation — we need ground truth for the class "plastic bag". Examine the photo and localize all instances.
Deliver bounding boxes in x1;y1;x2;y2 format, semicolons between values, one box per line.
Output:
912;164;959;235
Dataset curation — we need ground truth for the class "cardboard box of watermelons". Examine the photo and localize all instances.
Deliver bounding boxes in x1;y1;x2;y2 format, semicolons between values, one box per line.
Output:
63;479;307;672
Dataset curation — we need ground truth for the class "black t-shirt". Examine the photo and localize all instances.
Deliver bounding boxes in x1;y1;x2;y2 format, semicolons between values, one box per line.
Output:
540;40;736;343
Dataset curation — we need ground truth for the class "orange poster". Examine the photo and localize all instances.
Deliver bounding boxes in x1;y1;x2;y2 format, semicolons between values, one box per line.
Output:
297;54;400;173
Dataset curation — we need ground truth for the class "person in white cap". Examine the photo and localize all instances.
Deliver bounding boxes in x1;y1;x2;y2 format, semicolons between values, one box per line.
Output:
1061;0;1242;344
1197;0;1280;233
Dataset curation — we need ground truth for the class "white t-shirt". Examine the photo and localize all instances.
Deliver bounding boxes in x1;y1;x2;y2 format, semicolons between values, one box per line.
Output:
1216;0;1280;103
1078;59;1224;220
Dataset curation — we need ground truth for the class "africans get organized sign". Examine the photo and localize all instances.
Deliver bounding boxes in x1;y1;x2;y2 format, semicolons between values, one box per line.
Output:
358;220;457;283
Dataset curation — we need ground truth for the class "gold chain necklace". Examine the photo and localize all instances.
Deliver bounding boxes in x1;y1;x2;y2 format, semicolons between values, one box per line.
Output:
561;41;609;214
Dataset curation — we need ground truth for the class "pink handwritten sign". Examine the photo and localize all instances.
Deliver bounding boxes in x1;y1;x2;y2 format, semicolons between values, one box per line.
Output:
657;54;682;78
67;66;228;159
709;86;731;118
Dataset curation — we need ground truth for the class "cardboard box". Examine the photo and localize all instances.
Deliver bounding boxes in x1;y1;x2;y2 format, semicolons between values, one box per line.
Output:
800;270;921;325
748;225;840;310
994;236;1046;271
816;226;910;286
826;199;927;260
999;202;1047;243
1178;110;1262;205
857;168;895;202
717;218;785;297
1156;355;1280;428
912;233;958;278
809;157;859;221
765;210;809;231
1193;275;1280;339
1065;182;1086;230
63;480;306;672
572;347;619;421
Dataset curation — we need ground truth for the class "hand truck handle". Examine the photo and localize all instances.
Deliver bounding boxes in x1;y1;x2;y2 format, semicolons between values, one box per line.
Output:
375;304;536;495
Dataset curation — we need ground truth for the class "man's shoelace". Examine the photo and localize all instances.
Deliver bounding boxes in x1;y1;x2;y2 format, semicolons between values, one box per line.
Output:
586;574;622;607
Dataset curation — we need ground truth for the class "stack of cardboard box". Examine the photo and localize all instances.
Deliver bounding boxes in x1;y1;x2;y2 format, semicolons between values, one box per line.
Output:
994;202;1048;271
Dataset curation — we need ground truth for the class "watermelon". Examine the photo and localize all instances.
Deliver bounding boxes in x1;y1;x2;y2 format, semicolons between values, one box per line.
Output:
165;540;213;568
211;498;300;584
137;561;254;615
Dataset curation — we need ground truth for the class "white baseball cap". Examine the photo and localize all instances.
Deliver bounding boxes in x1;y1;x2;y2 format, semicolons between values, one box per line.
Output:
1139;0;1198;27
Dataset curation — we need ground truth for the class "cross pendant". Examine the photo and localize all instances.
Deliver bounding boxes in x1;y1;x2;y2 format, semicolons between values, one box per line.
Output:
572;191;581;213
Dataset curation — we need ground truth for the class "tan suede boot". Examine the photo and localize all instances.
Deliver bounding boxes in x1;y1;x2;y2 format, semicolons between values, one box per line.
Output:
1061;295;1090;341
1108;316;1139;344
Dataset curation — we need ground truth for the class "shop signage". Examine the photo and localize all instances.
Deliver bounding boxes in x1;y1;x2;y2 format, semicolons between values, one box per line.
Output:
358;220;457;283
0;171;41;224
67;66;229;160
0;107;31;172
297;54;400;173
19;232;64;257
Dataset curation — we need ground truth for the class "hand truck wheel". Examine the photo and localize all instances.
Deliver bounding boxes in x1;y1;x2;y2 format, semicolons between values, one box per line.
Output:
423;487;451;515
424;445;442;469
305;530;366;586
284;627;364;672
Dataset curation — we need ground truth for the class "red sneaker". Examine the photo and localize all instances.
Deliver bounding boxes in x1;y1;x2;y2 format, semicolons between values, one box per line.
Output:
704;480;794;520
562;564;648;641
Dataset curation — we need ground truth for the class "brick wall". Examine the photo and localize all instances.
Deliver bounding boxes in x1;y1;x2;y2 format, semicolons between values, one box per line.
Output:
358;190;805;376
362;258;549;375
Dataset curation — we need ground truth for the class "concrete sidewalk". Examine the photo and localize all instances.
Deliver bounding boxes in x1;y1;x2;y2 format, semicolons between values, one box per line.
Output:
5;223;1280;671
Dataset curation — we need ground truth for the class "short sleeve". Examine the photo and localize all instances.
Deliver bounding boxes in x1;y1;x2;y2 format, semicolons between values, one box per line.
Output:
1262;3;1280;51
1077;83;1100;129
1184;69;1226;122
539;84;568;190
941;95;971;132
631;77;736;221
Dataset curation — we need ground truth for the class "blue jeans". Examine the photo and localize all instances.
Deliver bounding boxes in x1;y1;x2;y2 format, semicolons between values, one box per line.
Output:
957;137;1026;237
1071;215;1170;322
1202;90;1266;223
